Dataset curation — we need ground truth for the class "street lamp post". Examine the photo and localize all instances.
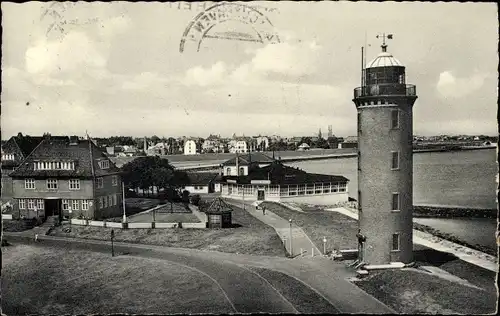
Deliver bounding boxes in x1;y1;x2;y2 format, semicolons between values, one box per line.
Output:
111;229;115;257
122;182;127;224
68;207;72;229
323;237;327;255
289;218;293;257
242;185;245;211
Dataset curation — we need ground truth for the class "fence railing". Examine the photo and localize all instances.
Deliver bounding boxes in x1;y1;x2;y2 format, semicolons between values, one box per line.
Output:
69;218;205;229
354;84;416;98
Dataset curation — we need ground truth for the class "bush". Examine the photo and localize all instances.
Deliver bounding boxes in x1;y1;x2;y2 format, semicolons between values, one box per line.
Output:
190;194;201;206
182;190;190;204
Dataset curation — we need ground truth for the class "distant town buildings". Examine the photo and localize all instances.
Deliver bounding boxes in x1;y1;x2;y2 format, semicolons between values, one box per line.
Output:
297;143;310;151
229;139;249;153
338;136;358;149
183;139;198;155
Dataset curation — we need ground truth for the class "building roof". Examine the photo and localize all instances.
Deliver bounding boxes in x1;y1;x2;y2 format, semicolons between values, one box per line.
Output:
222;161;348;185
204;197;233;214
366;51;403;68
222;152;275;166
10;137;121;178
343;136;358;143
183;172;219;185
1;135;44;169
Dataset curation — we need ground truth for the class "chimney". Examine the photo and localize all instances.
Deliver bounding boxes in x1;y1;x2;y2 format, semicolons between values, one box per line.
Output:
69;135;79;145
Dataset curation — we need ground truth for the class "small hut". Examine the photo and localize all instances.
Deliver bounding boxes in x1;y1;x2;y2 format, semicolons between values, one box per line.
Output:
204;198;233;228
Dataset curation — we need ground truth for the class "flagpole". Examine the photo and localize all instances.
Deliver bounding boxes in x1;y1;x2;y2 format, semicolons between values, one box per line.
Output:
361;46;364;88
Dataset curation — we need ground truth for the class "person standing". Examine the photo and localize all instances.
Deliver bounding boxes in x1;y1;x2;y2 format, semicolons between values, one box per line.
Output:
262;205;266;215
356;229;367;262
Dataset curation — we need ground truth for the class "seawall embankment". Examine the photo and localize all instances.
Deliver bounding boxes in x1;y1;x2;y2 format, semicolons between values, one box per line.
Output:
413;222;497;257
413;205;497;219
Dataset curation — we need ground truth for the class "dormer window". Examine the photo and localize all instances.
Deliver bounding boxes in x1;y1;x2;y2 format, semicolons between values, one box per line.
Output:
99;160;110;169
34;161;75;170
2;154;14;161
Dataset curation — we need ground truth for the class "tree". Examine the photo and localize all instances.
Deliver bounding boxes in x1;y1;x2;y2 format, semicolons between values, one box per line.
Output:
150;135;160;144
300;137;312;146
316;137;329;149
327;136;340;149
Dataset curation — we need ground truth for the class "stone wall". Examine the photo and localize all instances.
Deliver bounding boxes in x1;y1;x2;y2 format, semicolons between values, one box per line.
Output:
413;205;497;219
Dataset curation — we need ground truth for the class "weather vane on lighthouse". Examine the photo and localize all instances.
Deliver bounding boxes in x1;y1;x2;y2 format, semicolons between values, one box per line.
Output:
376;33;393;52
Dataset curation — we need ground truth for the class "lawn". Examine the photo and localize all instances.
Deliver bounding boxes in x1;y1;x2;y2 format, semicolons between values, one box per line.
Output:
248;267;339;314
154;203;191;213
354;266;497;314
1;244;234;315
261;202;358;252
2;218;39;232
127;211;200;223
49;203;285;257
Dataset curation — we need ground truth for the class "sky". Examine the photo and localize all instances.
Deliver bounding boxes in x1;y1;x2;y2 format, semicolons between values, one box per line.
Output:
1;1;498;139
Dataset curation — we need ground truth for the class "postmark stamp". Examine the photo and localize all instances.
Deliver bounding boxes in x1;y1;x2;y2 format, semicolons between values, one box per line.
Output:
179;2;280;53
40;2;100;40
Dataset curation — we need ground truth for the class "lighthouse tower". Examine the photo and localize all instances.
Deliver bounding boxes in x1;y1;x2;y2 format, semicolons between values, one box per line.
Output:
353;35;417;265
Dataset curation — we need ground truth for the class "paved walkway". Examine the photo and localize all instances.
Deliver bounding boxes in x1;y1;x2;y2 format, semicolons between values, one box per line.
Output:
225;199;322;257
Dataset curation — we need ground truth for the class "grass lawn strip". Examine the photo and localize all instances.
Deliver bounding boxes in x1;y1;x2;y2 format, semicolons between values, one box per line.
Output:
2;219;36;232
127;211;200;223
354;268;497;314
261;201;358;252
437;259;497;293
49;204;285;257
248;266;340;314
1;244;234;315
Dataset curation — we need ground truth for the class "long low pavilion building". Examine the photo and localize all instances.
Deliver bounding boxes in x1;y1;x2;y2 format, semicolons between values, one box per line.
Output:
219;155;349;205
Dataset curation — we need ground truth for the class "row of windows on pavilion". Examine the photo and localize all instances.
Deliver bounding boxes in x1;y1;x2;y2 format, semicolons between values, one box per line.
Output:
33;161;76;170
222;182;348;196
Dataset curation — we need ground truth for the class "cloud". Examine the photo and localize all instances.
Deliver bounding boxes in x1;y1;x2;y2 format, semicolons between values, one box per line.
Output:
98;15;132;39
25;31;107;75
249;41;322;77
122;72;171;90
183;61;228;86
436;71;487;98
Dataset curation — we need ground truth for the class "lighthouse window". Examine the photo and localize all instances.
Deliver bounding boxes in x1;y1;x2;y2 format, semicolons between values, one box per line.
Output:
391;151;400;170
357;112;362;133
392;233;400;251
391;110;400;129
358;190;362;211
392;193;400;211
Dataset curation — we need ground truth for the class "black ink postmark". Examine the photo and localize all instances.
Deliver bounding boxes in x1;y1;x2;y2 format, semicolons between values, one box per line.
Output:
179;2;280;53
40;2;100;40
169;1;279;15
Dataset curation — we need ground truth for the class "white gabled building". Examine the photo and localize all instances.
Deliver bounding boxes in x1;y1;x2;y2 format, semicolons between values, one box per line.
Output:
184;139;198;155
229;140;248;153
